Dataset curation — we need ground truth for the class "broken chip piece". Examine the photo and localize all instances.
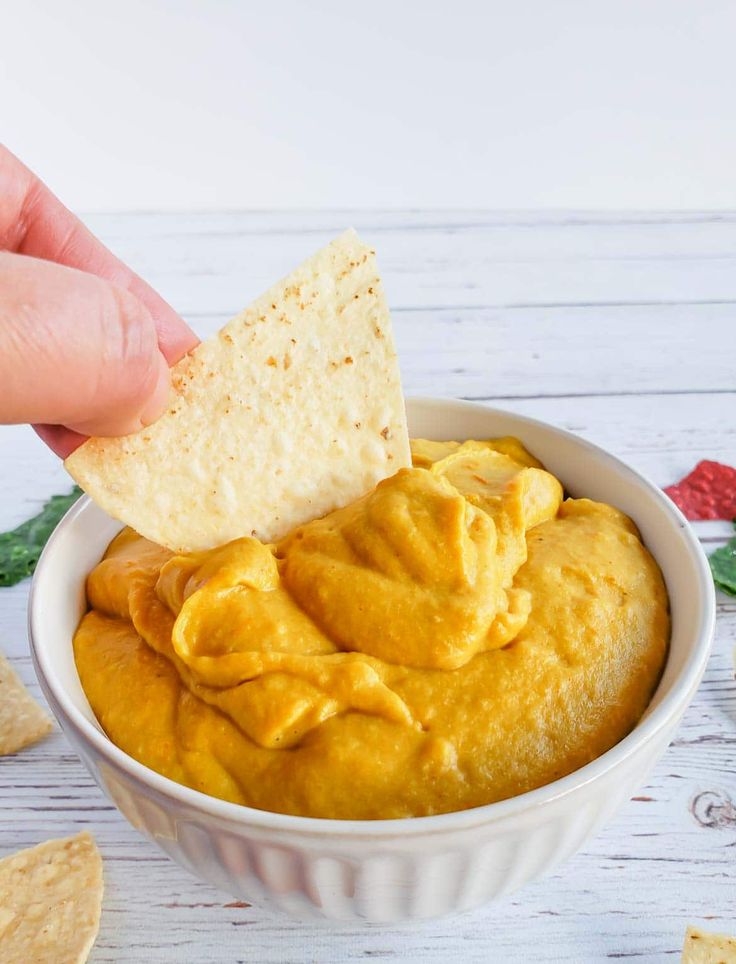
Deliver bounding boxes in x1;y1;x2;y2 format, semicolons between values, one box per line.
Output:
0;832;103;964
0;649;52;755
682;925;736;963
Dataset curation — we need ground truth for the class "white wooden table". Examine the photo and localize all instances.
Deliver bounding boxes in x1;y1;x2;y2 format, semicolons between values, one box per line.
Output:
1;212;735;963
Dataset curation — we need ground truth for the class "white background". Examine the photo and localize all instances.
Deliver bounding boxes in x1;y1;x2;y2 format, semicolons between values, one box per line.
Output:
3;0;736;212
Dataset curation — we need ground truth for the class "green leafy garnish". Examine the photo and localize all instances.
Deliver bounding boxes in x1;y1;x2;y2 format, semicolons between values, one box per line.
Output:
0;486;82;587
709;519;736;596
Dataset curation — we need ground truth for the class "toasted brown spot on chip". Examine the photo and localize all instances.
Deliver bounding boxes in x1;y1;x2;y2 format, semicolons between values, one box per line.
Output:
682;925;736;962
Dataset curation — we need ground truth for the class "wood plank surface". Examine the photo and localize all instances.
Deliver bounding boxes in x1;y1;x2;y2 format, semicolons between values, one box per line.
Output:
1;211;734;962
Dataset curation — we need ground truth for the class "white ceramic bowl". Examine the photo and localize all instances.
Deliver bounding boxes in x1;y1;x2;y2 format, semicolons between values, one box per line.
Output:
29;398;715;923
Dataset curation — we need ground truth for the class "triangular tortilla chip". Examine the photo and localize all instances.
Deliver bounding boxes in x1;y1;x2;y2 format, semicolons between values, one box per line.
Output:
0;650;52;755
0;832;103;964
65;229;410;552
683;926;736;963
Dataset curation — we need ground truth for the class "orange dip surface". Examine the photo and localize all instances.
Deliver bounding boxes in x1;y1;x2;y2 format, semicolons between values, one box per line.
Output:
73;438;669;819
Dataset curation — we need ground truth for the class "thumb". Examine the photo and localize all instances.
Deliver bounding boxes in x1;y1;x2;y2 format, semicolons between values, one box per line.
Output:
0;251;171;440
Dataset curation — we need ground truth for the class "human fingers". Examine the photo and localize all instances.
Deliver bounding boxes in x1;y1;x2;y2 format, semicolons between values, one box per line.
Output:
32;424;89;460
0;251;170;441
0;144;198;364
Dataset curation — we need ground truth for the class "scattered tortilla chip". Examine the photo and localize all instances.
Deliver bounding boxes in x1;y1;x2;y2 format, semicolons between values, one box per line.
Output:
0;832;103;964
709;520;736;597
665;460;736;520
65;230;410;552
0;650;52;755
682;925;736;963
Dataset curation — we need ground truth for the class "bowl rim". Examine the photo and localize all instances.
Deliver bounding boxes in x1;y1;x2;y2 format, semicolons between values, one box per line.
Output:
29;396;716;838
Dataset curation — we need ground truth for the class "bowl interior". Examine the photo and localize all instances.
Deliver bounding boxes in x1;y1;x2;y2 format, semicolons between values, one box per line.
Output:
30;397;715;826
408;398;713;725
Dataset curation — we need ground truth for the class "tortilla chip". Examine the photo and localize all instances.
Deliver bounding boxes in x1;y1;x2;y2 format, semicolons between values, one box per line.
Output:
0;832;103;964
0;650;52;755
65;229;410;552
682;926;736;963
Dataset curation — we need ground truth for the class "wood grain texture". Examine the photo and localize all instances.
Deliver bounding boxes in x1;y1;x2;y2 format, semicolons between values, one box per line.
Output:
1;211;735;963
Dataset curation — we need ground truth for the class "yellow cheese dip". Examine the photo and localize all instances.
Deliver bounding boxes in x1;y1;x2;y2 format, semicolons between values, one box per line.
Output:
73;439;669;819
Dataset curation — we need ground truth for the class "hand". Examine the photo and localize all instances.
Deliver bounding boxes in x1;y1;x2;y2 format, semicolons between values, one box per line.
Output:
0;145;198;457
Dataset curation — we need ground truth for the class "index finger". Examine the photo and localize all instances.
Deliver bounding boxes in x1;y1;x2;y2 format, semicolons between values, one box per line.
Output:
0;144;198;364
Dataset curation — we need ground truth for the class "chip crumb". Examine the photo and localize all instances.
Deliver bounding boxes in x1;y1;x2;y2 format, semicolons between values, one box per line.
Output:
267;356;277;367
344;356;354;364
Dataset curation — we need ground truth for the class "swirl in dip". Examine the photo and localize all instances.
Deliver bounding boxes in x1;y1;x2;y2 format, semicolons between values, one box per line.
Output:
74;438;669;819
